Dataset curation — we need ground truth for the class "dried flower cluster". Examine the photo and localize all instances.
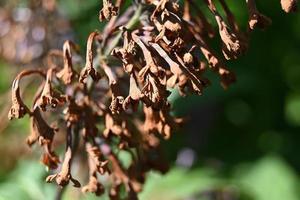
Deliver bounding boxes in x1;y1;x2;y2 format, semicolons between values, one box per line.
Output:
8;0;297;199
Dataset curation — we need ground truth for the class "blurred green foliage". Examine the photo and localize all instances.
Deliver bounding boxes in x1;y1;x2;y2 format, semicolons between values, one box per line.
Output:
1;0;300;200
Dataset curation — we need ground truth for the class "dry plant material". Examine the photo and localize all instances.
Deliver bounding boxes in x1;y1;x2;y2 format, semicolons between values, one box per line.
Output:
246;0;272;30
37;68;66;111
56;40;78;85
281;0;298;13
8;0;296;199
99;0;119;21
79;31;102;83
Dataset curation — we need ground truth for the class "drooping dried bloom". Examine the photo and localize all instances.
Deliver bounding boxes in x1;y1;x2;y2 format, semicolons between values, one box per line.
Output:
9;70;45;120
37;68;66;111
79;31;101;83
56;40;78;84
9;79;30;120
7;0;295;199
46;127;81;187
29;107;60;169
82;143;108;195
205;0;248;60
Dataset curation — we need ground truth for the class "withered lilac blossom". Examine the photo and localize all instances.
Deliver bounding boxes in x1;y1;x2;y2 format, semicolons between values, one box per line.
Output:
79;31;102;83
8;0;297;199
56;40;79;85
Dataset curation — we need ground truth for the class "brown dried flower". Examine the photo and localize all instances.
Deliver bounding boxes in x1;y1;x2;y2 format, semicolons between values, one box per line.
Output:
79;31;101;83
82;143;108;195
56;40;78;84
37;68;66;111
8;70;45;120
46;128;80;187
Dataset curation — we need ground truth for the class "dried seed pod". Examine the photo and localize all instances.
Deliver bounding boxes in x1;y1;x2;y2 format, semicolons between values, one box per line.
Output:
149;42;207;95
28;107;56;146
110;96;124;114
85;143;109;174
63;98;82;126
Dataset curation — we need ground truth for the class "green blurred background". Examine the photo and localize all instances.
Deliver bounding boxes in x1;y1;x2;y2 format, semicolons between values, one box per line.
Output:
0;0;300;200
